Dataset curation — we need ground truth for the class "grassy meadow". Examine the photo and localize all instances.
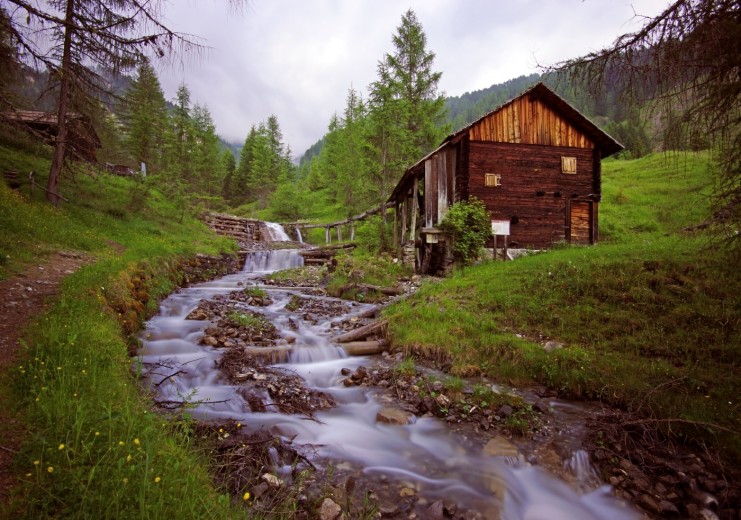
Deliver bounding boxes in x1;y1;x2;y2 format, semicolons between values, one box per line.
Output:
384;152;741;458
0;145;244;518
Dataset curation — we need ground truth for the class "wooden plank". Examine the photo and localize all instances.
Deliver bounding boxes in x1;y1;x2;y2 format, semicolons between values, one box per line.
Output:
410;180;418;242
425;159;434;228
438;151;448;222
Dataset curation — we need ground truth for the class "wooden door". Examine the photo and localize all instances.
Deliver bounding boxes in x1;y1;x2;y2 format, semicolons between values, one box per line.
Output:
569;201;592;244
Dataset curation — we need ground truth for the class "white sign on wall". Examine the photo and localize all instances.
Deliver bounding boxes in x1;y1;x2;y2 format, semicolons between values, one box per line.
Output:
491;220;510;236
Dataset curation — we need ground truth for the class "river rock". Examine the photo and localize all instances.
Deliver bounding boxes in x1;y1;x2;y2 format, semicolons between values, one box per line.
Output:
200;335;217;346
637;493;660;513
544;340;564;352
261;473;283;488
532;400;550;413
427;500;445;520
483;436;519;458
435;394;451;408
658;500;679;515
318;497;342;520
376;406;416;425
498;404;514;417
399;487;416;497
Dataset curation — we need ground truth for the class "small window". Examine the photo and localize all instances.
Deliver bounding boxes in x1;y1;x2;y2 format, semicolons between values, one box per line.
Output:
561;156;577;174
485;173;501;187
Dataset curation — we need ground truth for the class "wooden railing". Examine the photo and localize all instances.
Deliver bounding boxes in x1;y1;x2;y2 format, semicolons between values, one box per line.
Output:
283;202;393;244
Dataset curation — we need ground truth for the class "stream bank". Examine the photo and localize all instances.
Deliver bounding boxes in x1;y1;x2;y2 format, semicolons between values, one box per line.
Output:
138;246;696;519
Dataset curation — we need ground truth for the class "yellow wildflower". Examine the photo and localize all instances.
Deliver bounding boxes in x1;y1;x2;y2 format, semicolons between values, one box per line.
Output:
58;444;65;450
242;492;251;501
33;460;40;466
154;476;161;483
47;466;54;473
133;438;140;446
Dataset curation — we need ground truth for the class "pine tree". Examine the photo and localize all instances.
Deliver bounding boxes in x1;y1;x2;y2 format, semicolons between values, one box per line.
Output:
233;125;259;205
121;59;167;174
191;103;221;196
3;0;246;206
367;9;447;201
221;149;237;201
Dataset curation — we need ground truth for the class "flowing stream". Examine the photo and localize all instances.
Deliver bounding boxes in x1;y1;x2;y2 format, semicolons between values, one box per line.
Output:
138;243;638;519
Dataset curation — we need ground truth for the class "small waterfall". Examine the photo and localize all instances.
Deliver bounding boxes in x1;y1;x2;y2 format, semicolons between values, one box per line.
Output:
565;449;600;488
295;228;303;243
265;222;291;241
243;250;304;273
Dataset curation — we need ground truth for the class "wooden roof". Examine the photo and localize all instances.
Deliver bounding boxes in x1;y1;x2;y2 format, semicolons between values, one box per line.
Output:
388;82;623;203
1;110;101;162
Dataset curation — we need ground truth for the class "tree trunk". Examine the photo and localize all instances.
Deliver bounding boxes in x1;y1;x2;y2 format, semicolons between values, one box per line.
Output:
48;0;75;207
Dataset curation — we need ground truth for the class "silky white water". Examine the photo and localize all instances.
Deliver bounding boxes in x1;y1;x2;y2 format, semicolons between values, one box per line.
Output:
138;250;638;519
265;221;291;241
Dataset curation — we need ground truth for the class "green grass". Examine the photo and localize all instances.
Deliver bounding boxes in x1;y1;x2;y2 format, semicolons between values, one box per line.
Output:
385;152;740;458
1;145;243;518
225;310;267;329
326;252;412;302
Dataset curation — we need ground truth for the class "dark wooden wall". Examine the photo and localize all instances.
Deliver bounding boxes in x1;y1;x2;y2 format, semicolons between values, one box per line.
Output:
467;141;599;248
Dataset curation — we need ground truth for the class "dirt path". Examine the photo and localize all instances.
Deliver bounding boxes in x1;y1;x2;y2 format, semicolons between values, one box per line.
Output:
0;251;90;504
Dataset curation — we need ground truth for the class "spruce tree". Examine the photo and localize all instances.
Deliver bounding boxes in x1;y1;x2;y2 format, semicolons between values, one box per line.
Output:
121;59;167;174
367;9;447;201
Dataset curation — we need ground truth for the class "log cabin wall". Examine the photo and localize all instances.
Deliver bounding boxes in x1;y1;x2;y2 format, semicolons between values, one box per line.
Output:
388;82;622;270
467;142;599;248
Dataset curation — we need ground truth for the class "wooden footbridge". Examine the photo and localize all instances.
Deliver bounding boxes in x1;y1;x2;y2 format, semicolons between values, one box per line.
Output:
282;202;392;244
202;203;392;267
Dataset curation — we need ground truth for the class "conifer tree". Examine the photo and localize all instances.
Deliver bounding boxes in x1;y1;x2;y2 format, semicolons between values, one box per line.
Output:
367;9;447;201
221;149;237;201
3;0;246;206
121;59;167;174
191;103;221;196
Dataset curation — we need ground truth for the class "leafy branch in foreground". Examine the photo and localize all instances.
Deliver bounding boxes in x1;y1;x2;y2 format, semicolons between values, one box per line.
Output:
550;0;741;258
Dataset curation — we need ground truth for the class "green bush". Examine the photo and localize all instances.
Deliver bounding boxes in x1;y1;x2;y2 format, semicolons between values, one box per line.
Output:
439;197;492;265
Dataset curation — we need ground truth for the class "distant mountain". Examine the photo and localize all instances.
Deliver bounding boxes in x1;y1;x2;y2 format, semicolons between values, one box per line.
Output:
445;73;543;132
218;138;242;158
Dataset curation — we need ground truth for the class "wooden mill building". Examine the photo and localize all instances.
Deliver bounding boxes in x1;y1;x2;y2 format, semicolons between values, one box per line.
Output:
388;82;623;274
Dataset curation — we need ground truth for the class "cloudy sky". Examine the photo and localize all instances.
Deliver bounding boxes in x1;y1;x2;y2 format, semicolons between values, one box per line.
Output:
157;0;669;157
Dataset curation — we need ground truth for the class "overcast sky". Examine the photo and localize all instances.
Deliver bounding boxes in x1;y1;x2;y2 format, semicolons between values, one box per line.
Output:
157;0;669;157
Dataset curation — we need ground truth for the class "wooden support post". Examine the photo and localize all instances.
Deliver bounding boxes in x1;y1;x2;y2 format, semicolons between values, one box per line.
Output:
393;204;399;247
493;235;498;260
401;197;408;246
350;223;355;241
337;225;342;242
503;235;508;261
410;182;418;243
325;226;330;244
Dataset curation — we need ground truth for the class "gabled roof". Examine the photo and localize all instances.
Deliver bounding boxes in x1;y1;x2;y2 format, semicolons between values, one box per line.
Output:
456;82;623;156
388;82;623;203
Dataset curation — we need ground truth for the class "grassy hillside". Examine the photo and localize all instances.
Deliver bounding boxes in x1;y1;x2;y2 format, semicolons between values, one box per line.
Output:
385;152;740;458
0;145;244;518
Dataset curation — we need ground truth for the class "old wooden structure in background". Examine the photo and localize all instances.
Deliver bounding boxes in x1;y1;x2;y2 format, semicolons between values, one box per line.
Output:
388;83;623;275
1;110;101;163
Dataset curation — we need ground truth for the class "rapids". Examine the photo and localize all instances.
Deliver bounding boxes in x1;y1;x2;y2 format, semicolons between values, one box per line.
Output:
138;247;638;519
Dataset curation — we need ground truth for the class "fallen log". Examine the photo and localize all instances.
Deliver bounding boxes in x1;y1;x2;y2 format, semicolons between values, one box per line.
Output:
340;340;387;356
353;306;380;319
334;319;387;343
